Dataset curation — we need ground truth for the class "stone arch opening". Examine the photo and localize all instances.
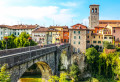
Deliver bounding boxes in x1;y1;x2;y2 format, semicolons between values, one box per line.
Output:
18;61;52;81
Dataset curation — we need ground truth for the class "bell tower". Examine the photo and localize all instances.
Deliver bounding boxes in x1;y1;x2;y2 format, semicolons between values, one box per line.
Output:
89;4;99;29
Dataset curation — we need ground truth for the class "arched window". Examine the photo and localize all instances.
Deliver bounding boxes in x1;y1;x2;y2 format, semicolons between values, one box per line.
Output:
95;8;97;13
92;8;94;13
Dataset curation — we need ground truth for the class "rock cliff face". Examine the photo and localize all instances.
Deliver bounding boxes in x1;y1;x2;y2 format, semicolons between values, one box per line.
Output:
71;53;85;73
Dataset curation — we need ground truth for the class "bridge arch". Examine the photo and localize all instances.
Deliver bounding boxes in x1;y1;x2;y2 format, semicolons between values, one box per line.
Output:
36;62;52;79
18;61;52;81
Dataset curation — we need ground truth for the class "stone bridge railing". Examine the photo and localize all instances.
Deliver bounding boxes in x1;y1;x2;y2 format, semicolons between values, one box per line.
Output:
0;43;58;57
0;43;70;68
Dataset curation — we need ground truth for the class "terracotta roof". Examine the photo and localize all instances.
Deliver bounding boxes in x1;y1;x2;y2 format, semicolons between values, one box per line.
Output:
49;26;68;29
9;25;37;29
0;25;10;28
99;20;120;24
48;28;60;32
32;27;48;33
90;4;99;6
70;23;87;30
95;24;107;28
108;24;120;27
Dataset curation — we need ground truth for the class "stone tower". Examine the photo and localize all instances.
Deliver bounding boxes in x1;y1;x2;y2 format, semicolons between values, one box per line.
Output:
89;4;99;29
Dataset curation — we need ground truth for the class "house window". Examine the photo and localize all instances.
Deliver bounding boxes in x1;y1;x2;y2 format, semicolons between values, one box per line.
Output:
87;31;89;33
15;32;16;35
87;41;90;43
113;27;115;33
87;36;89;38
99;36;100;39
79;36;80;39
93;41;96;43
1;32;2;35
74;31;76;34
94;36;95;38
100;46;102;49
73;48;75;52
109;37;112;39
97;30;99;33
18;32;19;35
77;48;80;53
78;41;80;44
74;36;76;39
104;37;107;39
98;41;101;44
78;31;80;34
74;41;76;44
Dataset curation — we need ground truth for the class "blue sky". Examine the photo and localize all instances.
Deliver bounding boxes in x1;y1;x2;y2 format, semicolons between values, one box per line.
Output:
0;0;120;27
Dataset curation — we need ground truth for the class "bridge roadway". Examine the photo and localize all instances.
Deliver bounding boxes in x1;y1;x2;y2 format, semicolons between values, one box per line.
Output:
0;43;71;82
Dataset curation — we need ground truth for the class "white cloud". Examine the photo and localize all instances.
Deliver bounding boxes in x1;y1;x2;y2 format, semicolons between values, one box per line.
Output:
61;2;77;7
0;5;75;26
0;0;76;26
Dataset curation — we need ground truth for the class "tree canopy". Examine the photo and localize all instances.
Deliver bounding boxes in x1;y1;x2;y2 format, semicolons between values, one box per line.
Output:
0;32;37;49
0;64;11;82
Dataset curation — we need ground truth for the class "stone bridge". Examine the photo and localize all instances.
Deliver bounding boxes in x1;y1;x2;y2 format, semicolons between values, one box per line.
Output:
0;43;71;82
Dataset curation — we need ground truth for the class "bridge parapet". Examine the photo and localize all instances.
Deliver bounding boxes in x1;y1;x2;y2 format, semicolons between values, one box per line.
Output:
0;44;57;57
0;46;56;68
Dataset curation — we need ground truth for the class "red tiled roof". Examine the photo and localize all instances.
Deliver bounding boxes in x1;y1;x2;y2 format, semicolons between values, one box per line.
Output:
9;25;37;29
49;26;68;28
70;23;87;30
0;25;10;28
108;24;120;27
95;24;107;28
99;20;120;24
90;4;100;6
32;27;48;33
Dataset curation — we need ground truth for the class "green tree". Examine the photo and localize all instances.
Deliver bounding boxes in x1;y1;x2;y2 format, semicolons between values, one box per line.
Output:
103;41;114;49
0;40;2;49
0;64;11;82
85;47;99;75
14;32;37;47
69;63;80;81
48;73;70;82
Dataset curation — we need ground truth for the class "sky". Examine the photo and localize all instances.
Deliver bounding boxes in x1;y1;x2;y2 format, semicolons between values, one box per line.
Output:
0;0;120;27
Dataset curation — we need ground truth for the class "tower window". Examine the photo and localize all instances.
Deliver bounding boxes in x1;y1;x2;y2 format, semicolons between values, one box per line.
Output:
92;8;94;13
95;8;97;13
